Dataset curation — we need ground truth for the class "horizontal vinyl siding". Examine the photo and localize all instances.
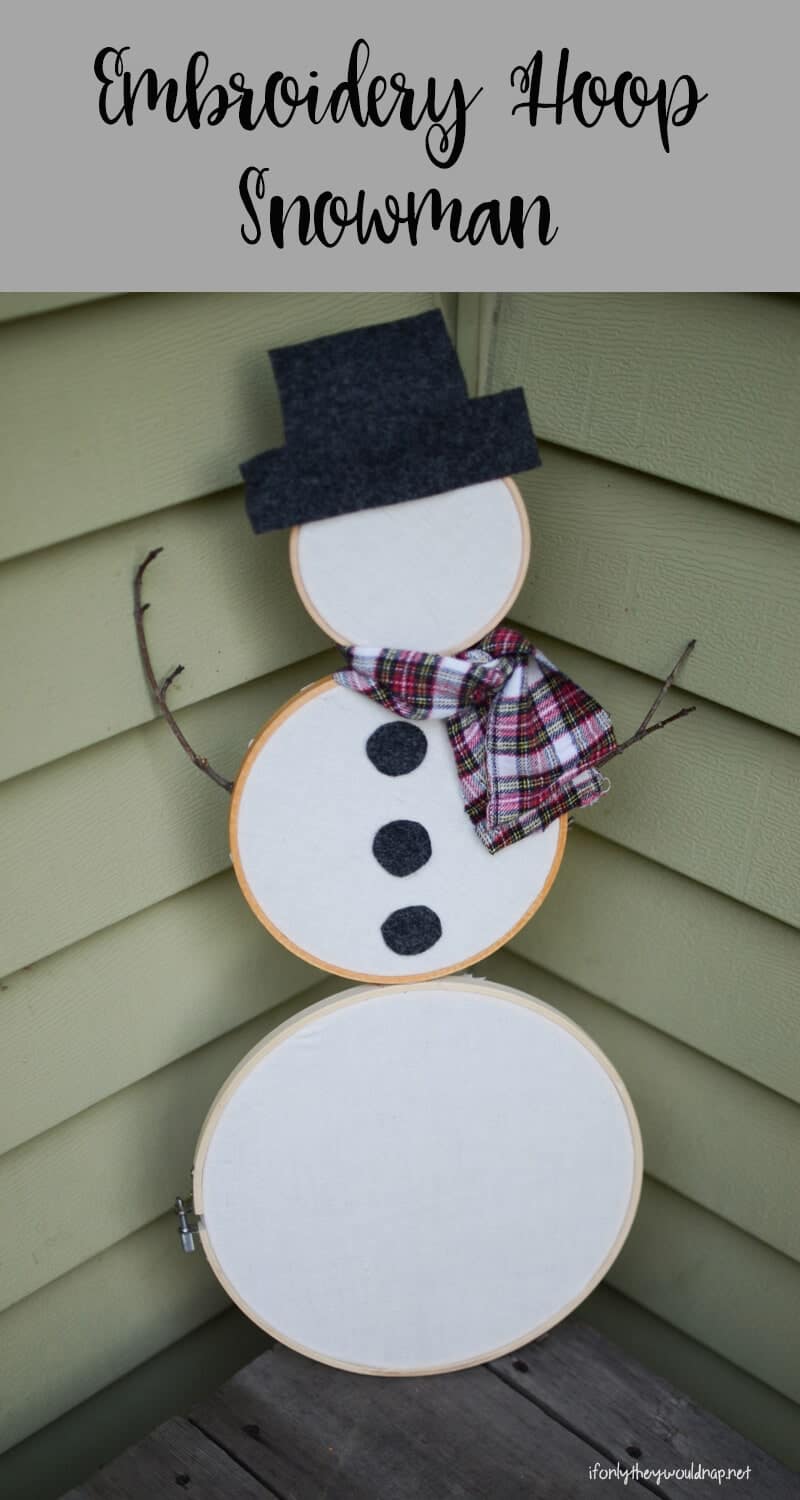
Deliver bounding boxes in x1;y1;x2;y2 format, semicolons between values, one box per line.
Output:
0;491;329;781
0;291;454;560
513;441;799;735
0;294;115;324
0;1212;228;1454
0;974;335;1316
487;293;800;519
0;291;453;1480
0;291;798;1489
0;873;314;1155
0;1310;268;1500
0;649;339;975
511;827;800;1105
479;291;800;1460
517;631;798;924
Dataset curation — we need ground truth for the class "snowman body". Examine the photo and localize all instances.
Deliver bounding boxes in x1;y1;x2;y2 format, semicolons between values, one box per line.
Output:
189;311;641;1376
231;675;565;983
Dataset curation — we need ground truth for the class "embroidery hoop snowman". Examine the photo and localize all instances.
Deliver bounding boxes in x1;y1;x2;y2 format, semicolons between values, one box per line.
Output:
232;311;567;983
131;307;694;1379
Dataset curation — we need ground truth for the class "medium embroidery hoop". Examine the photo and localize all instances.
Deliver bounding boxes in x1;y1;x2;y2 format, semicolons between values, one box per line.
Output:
289;477;531;653
192;976;643;1377
229;678;568;985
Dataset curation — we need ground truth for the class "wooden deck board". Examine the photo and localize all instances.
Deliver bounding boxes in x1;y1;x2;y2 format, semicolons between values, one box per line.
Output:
489;1323;795;1498
62;1318;798;1499
61;1415;275;1498
188;1349;634;1500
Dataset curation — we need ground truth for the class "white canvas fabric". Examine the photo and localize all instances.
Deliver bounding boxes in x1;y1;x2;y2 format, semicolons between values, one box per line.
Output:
291;478;528;652
194;979;641;1375
230;681;564;981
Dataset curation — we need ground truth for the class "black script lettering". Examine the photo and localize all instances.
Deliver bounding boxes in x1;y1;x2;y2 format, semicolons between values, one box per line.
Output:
95;47;133;125
612;74;651;129
323;37;373;124
238;174;557;249
656;74;707;153
185;51;229;127
239;166;269;244
423;77;483;168
268;191;312;246
96;40;482;168
509;194;557;247
94;45;186;125
404;189;463;244
358;193;403;244
94;47;233;127
510;48;706;152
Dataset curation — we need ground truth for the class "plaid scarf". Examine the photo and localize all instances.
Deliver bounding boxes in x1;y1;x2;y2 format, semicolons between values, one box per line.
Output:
335;626;617;853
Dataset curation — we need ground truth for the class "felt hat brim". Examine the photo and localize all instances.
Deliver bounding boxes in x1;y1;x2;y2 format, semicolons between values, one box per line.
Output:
241;388;541;534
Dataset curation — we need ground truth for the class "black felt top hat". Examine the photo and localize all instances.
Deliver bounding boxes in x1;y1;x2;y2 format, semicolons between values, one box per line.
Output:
240;310;541;533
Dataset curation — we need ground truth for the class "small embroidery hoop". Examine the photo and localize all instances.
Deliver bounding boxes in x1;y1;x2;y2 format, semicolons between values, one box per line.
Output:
229;678;567;985
192;975;643;1377
289;477;531;654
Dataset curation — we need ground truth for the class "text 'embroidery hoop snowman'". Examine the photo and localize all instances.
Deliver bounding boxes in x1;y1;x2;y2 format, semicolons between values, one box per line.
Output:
233;310;565;983
191;977;643;1376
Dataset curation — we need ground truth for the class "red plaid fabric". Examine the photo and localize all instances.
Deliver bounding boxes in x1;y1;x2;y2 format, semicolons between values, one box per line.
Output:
335;626;617;852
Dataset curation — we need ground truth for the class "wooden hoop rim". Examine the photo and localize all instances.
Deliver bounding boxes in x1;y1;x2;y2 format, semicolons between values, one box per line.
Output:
192;974;644;1378
289;476;531;654
229;677;567;985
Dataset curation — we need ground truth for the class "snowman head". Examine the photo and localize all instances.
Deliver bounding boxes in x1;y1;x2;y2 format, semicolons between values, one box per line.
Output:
240;310;541;652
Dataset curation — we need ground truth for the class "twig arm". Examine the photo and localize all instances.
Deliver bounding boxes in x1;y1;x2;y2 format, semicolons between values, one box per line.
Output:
133;549;234;794
596;640;697;769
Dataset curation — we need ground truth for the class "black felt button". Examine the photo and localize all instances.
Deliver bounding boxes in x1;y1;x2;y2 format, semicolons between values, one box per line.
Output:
366;722;427;777
381;906;443;956
373;820;432;877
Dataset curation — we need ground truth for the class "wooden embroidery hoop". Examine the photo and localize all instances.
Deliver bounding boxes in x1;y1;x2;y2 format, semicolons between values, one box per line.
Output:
289;476;531;654
192;975;644;1377
229;678;568;985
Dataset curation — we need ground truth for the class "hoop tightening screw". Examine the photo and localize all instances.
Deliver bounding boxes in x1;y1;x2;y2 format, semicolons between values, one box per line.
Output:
174;1195;198;1253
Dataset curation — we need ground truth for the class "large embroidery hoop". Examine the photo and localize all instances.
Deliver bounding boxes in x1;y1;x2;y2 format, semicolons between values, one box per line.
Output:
192;976;643;1376
229;678;567;984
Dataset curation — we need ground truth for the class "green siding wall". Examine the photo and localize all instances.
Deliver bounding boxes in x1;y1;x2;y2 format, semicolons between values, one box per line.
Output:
483;292;800;1452
0;292;797;1497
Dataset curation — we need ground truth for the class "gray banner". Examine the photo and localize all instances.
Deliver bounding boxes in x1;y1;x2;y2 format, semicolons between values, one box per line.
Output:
2;0;798;288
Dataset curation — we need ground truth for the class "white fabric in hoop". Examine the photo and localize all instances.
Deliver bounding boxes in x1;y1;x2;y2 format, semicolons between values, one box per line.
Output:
230;682;564;982
291;478;528;652
194;979;641;1375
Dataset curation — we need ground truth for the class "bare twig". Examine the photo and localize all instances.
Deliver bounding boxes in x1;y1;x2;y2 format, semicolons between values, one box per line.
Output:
133;549;234;794
598;640;697;769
